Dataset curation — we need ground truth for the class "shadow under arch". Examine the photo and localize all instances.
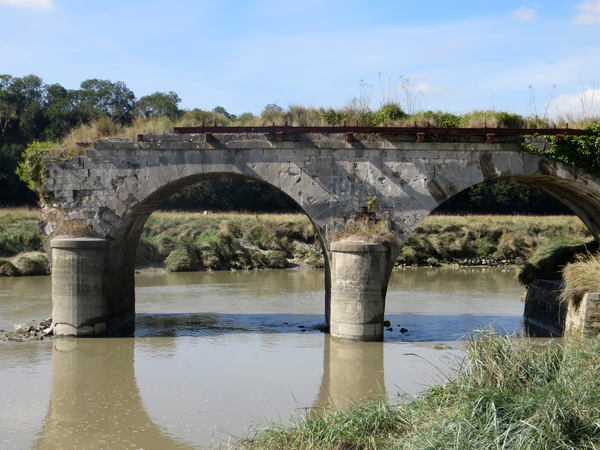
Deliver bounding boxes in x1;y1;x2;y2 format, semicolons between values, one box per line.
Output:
397;171;600;249
493;173;600;240
103;173;332;335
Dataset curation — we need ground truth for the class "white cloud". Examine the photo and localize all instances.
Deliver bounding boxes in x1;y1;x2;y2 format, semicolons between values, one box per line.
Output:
546;88;599;119
413;83;442;95
0;0;55;10
513;7;539;21
574;0;600;24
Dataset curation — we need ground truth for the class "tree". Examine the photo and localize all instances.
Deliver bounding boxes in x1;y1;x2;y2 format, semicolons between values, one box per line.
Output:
76;79;136;124
212;105;235;120
0;75;18;138
42;83;79;141
135;91;181;119
0;74;45;141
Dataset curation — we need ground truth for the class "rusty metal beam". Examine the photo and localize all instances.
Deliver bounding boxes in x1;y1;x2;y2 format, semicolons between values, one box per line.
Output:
173;125;596;137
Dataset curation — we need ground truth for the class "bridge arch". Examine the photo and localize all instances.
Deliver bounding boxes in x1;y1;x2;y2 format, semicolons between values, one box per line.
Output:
103;171;333;336
385;153;600;245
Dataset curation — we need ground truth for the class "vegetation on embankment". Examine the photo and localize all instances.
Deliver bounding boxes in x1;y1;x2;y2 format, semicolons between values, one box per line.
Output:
238;332;600;450
397;215;589;267
0;209;594;275
137;211;324;271
0;207;49;276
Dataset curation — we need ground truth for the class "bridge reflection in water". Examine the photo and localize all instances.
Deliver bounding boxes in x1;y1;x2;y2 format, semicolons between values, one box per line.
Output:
31;334;452;449
33;338;196;450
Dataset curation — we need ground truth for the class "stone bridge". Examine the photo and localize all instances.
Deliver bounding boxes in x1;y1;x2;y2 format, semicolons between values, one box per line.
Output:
41;131;600;340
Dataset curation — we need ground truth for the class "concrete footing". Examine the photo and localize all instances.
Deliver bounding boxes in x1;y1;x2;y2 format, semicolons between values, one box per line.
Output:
524;279;600;338
329;242;391;341
51;238;108;337
565;292;600;337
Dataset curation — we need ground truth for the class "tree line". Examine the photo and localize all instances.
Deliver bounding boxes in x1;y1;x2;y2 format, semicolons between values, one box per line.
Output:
0;73;575;215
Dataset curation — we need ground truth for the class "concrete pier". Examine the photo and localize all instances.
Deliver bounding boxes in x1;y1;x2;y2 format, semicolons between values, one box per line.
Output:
51;238;108;337
329;242;392;341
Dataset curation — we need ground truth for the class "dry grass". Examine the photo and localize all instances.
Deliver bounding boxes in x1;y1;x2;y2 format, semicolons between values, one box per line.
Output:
333;216;399;246
42;104;599;154
0;207;40;224
151;210;306;223
425;214;588;232
559;252;600;306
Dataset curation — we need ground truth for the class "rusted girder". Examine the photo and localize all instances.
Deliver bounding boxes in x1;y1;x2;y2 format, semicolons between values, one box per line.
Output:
173;125;596;137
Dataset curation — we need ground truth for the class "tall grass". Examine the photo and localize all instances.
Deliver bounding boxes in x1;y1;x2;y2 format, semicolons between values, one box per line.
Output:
0;207;44;257
399;215;589;267
139;212;322;271
238;333;600;450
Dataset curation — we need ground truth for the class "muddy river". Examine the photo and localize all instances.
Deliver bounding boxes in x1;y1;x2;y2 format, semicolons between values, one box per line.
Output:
0;267;524;449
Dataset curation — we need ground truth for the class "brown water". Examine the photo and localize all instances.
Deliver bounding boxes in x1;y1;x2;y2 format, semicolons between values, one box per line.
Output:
0;267;524;449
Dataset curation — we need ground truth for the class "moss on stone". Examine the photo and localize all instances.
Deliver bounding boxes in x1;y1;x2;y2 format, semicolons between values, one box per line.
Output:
164;247;201;272
0;259;20;277
16;254;50;276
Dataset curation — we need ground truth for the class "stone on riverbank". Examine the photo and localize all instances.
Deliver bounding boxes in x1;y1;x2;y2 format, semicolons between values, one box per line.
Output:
1;317;53;342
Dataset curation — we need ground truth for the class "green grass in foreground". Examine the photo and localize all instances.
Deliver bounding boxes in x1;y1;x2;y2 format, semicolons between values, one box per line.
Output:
238;332;600;450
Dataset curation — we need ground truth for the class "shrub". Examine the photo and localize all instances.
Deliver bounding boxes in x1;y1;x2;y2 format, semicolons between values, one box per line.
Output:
16;254;50;276
164;246;201;272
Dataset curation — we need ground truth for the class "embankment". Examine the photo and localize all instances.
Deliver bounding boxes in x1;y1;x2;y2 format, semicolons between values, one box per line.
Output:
0;209;593;275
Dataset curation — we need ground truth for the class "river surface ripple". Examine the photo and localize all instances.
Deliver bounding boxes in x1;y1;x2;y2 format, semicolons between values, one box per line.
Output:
0;267;524;449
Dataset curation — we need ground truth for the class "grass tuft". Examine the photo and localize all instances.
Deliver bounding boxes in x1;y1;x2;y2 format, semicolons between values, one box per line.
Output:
238;332;600;450
560;252;600;306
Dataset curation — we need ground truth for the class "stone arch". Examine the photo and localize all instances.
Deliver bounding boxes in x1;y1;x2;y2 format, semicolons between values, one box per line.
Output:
101;171;333;335
385;152;600;248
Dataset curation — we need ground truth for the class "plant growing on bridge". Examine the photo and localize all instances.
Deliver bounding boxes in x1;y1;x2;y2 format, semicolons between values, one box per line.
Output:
16;141;54;194
518;123;600;177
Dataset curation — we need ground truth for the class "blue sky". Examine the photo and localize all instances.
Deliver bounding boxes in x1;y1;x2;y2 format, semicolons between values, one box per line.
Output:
1;0;599;118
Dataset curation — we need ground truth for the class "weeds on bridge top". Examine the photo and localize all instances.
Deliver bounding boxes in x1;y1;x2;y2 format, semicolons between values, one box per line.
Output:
33;102;600;155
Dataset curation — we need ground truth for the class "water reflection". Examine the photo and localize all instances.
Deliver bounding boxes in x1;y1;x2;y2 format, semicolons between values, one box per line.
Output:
33;338;195;450
316;336;386;411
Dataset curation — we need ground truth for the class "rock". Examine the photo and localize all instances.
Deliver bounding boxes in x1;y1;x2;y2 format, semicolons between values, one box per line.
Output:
400;328;408;333
315;324;329;332
301;329;307;332
298;325;305;328
39;318;52;329
386;327;393;332
42;327;53;336
383;320;391;327
433;344;451;350
14;323;32;334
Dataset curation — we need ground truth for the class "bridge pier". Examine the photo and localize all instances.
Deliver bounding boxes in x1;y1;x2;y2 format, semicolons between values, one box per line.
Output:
329;242;395;342
51;238;109;337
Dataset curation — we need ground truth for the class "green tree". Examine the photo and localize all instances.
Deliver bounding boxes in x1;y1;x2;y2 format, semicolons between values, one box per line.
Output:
0;75;20;139
76;79;136;124
135;91;181;119
41;83;80;141
212;105;235;120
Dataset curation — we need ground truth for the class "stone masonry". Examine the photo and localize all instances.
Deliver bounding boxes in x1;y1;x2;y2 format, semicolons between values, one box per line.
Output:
40;132;600;338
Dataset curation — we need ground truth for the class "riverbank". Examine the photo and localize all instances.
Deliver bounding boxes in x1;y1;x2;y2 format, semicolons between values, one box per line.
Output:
238;332;600;449
0;209;592;275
